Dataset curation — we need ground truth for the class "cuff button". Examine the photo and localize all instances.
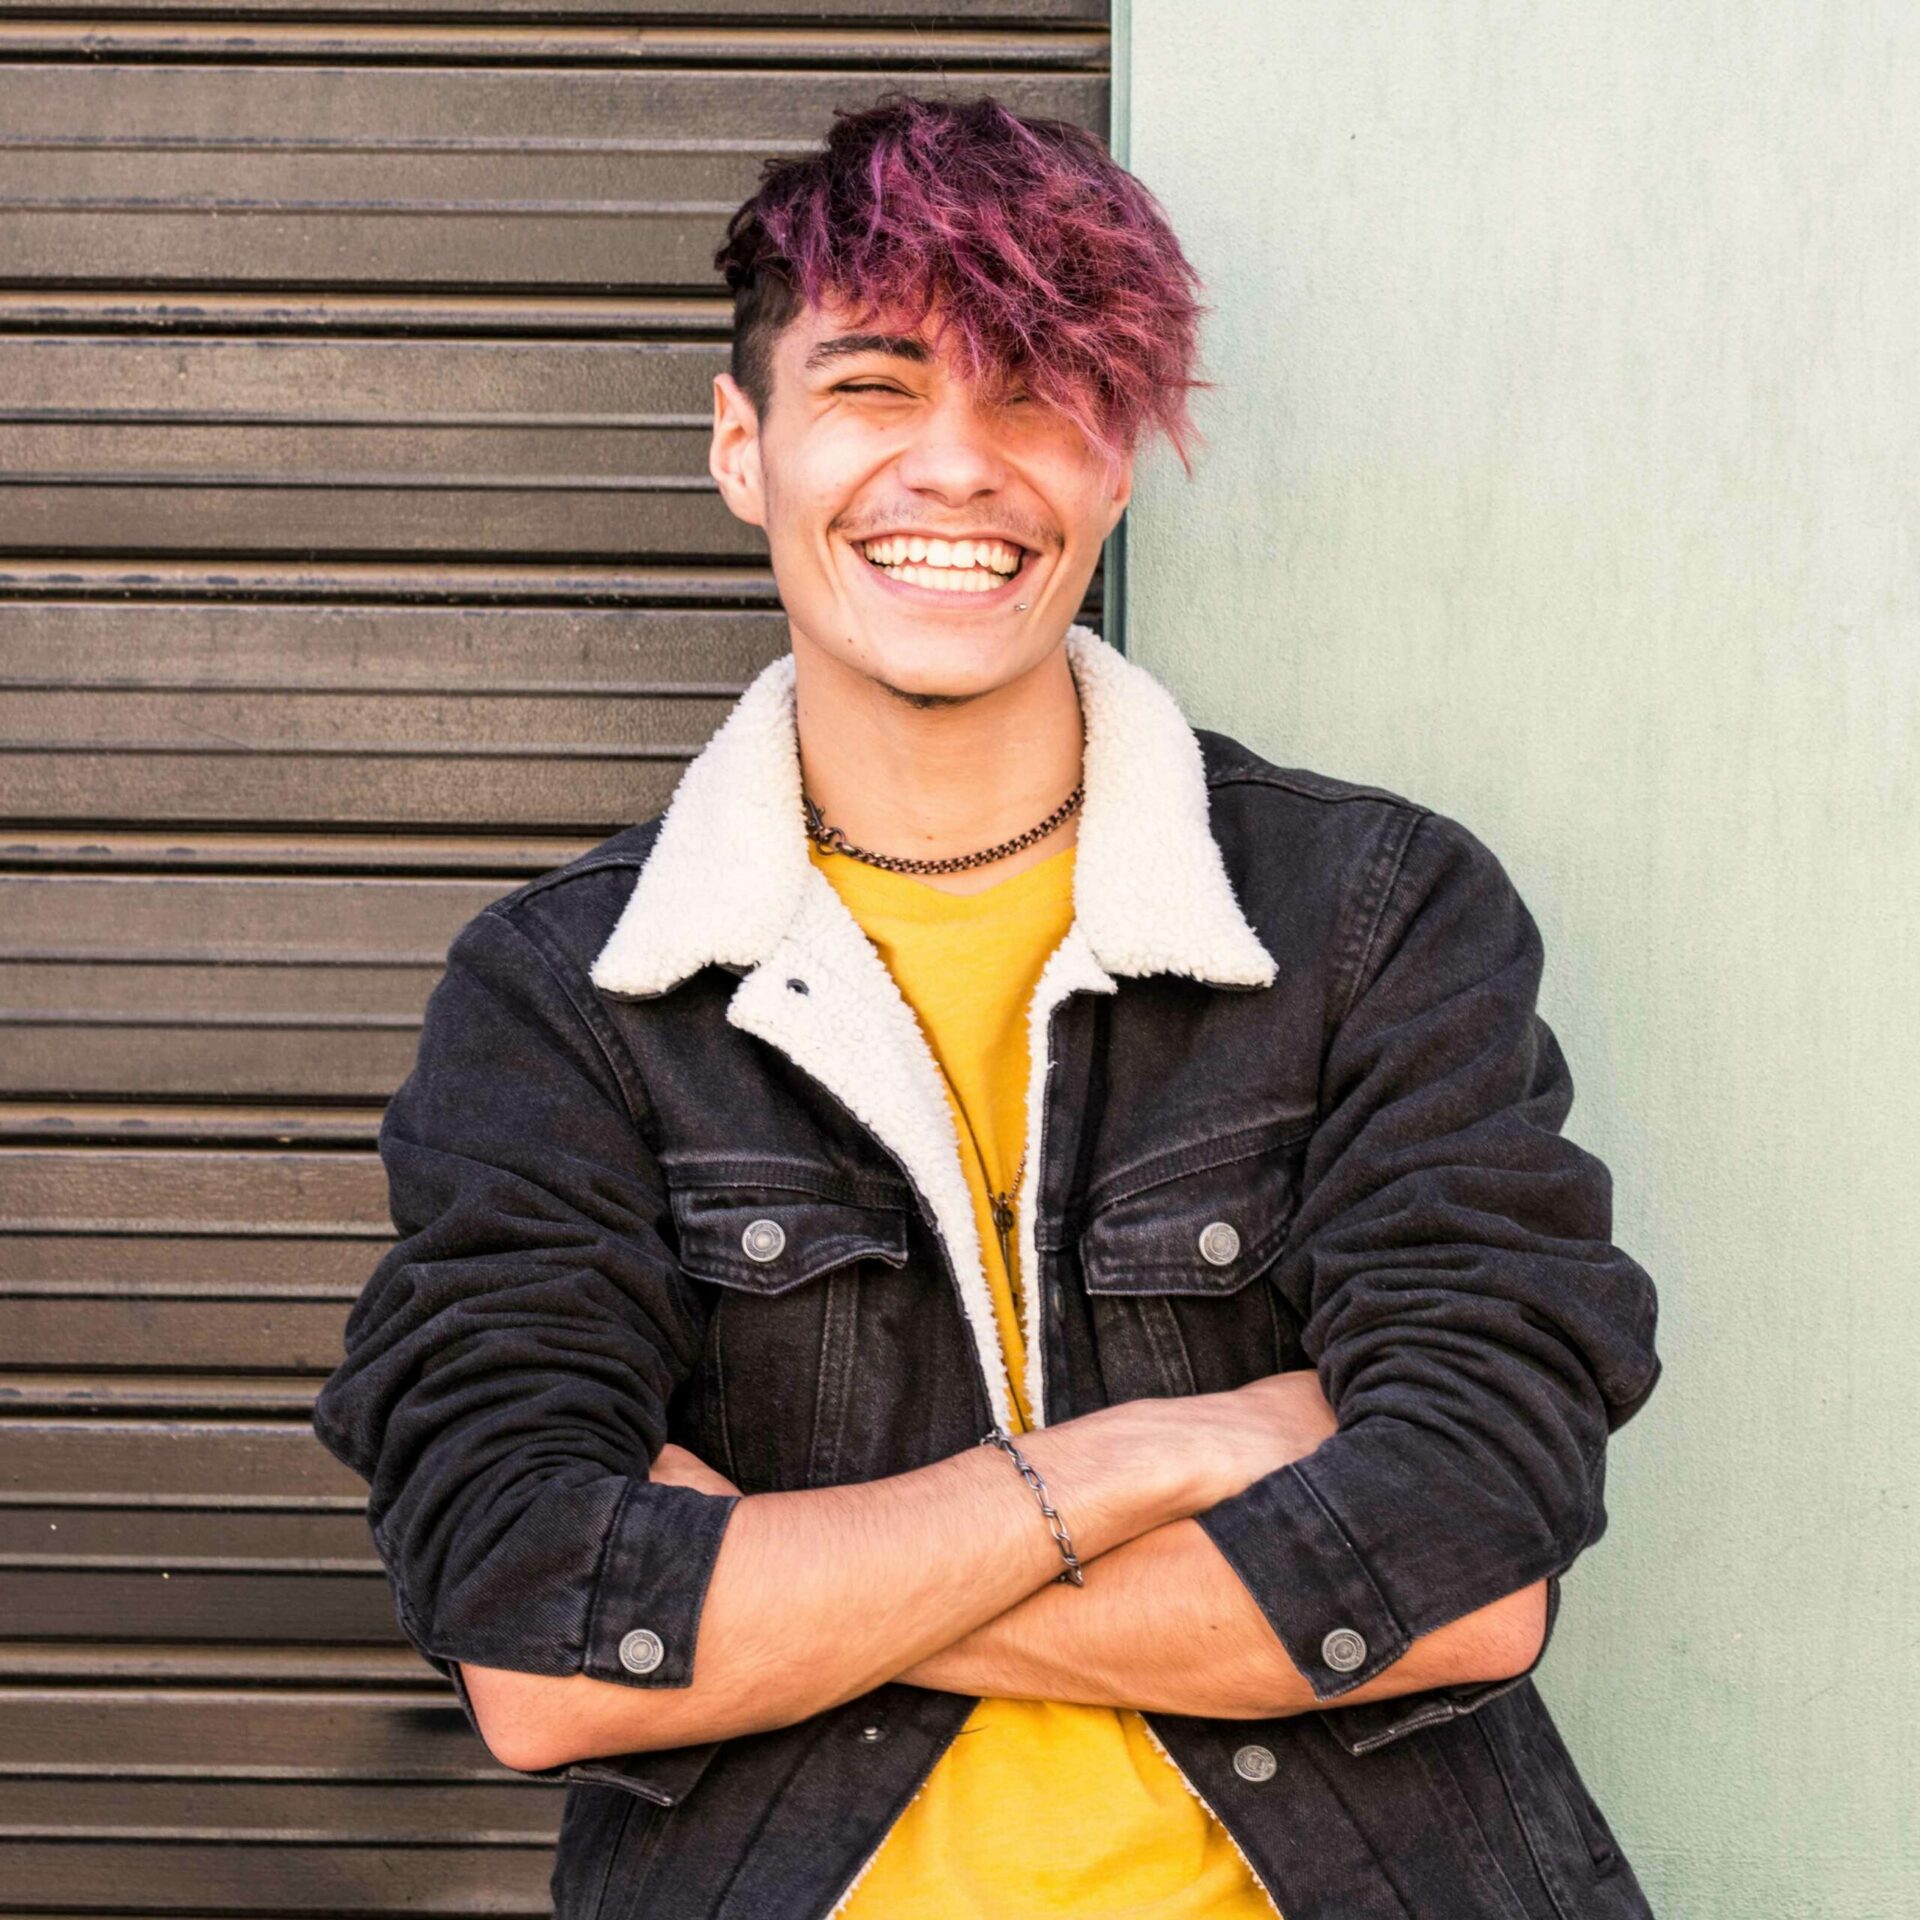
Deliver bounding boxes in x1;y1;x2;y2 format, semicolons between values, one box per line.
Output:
619;1628;665;1674
1322;1626;1367;1672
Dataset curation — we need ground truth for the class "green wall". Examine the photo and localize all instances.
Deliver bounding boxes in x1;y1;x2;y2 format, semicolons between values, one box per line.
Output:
1120;6;1918;1914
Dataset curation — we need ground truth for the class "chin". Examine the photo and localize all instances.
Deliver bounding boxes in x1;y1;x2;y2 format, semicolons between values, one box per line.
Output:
866;648;1004;707
812;622;996;692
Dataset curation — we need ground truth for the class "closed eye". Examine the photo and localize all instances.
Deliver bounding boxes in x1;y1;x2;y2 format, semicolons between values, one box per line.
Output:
836;381;1033;408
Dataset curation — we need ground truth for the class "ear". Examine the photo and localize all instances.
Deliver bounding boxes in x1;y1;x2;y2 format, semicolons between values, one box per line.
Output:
1105;447;1135;529
710;371;767;530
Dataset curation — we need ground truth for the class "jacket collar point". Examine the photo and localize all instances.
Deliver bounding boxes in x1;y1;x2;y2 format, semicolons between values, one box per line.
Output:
588;624;1275;1000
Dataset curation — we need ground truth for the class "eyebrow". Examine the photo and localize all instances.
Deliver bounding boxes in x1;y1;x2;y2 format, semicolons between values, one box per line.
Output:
802;332;933;373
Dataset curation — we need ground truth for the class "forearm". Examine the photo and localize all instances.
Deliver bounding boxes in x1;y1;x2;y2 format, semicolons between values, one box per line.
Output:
894;1514;1548;1718
469;1403;1201;1770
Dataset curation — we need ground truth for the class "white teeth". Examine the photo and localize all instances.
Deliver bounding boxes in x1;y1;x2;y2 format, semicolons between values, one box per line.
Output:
875;562;1002;593
858;535;1023;576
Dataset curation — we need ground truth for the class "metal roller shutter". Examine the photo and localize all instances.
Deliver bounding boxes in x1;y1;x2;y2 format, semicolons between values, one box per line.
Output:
0;4;1111;1909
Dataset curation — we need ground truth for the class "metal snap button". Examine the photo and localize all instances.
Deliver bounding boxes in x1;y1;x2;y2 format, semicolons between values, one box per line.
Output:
619;1628;665;1674
1232;1743;1278;1782
741;1218;786;1262
1197;1220;1241;1266
858;1723;887;1743
1322;1626;1368;1672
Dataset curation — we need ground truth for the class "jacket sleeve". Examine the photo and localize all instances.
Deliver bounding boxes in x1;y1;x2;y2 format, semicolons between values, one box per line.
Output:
309;900;739;1772
1193;808;1662;1752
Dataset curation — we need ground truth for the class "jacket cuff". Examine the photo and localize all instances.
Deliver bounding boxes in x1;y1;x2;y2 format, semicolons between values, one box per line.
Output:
1195;1458;1414;1699
400;1481;737;1785
1196;1459;1567;1753
430;1632;724;1803
583;1480;740;1689
388;1478;738;1716
1314;1575;1562;1757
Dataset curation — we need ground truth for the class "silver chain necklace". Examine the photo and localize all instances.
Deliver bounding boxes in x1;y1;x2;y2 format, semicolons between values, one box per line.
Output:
800;780;1084;876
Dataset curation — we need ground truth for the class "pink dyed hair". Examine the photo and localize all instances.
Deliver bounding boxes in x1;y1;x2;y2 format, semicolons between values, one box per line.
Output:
713;92;1213;479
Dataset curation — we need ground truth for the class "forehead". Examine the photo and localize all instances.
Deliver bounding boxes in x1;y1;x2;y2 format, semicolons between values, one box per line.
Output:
781;293;967;378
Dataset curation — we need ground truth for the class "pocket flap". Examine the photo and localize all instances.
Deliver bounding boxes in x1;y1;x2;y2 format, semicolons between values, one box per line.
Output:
1079;1120;1306;1296
669;1184;911;1296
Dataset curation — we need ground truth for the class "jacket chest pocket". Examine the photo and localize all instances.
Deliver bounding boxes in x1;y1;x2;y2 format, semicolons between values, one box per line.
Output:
1074;1120;1309;1405
666;1178;911;1495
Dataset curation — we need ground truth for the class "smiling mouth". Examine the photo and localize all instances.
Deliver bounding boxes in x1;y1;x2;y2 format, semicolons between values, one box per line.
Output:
853;534;1032;595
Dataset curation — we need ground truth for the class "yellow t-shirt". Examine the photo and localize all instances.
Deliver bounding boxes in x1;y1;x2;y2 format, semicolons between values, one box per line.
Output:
809;837;1280;1919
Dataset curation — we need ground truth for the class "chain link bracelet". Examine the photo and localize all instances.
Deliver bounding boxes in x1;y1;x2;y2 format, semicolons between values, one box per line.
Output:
979;1425;1085;1585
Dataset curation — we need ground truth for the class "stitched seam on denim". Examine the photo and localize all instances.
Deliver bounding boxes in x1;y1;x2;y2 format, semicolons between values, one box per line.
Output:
673;1491;740;1695
679;1242;906;1294
562;1762;677;1806
496;844;656;910
1286;1459;1412;1692
1526;1689;1620;1871
807;1266;858;1487
1201;761;1426;814
657;1153;912;1210
1082;1110;1315;1214
672;1489;737;1689
584;1793;638;1920
1355;1547;1569;1666
1541;1732;1615;1870
810;1282;840;1489
498;905;658;1141
603;1797;674;1920
1348;1699;1459;1754
1349;1645;1549;1756
1473;1706;1579;1920
374;1517;465;1676
1134;1295;1198;1398
1444;1669;1531;1718
580;1476;633;1680
1028;985;1081;1430
704;1709;829;1916
711;1314;742;1486
1334;805;1428;1033
669;1196;908;1292
1406;1730;1536;1920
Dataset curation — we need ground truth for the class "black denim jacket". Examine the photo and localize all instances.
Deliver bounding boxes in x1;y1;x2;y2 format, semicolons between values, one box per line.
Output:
312;627;1664;1920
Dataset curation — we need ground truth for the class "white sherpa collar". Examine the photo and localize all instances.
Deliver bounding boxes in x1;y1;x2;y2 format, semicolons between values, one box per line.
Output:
590;623;1276;999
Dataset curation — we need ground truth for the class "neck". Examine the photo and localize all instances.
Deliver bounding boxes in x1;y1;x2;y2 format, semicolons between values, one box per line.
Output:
790;631;1085;896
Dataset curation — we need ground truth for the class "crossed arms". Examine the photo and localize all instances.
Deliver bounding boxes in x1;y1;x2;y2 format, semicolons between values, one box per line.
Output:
311;811;1657;1784
460;1375;1549;1776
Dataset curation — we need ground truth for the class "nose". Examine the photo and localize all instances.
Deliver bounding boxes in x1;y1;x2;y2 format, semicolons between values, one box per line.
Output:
891;384;1012;507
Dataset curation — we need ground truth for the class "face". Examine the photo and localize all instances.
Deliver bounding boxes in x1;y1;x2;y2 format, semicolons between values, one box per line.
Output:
708;291;1133;702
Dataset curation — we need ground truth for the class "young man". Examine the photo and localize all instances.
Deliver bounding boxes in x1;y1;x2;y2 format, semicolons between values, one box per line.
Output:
314;95;1663;1920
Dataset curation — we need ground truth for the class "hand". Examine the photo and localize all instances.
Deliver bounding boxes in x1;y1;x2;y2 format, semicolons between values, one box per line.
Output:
647;1441;744;1499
